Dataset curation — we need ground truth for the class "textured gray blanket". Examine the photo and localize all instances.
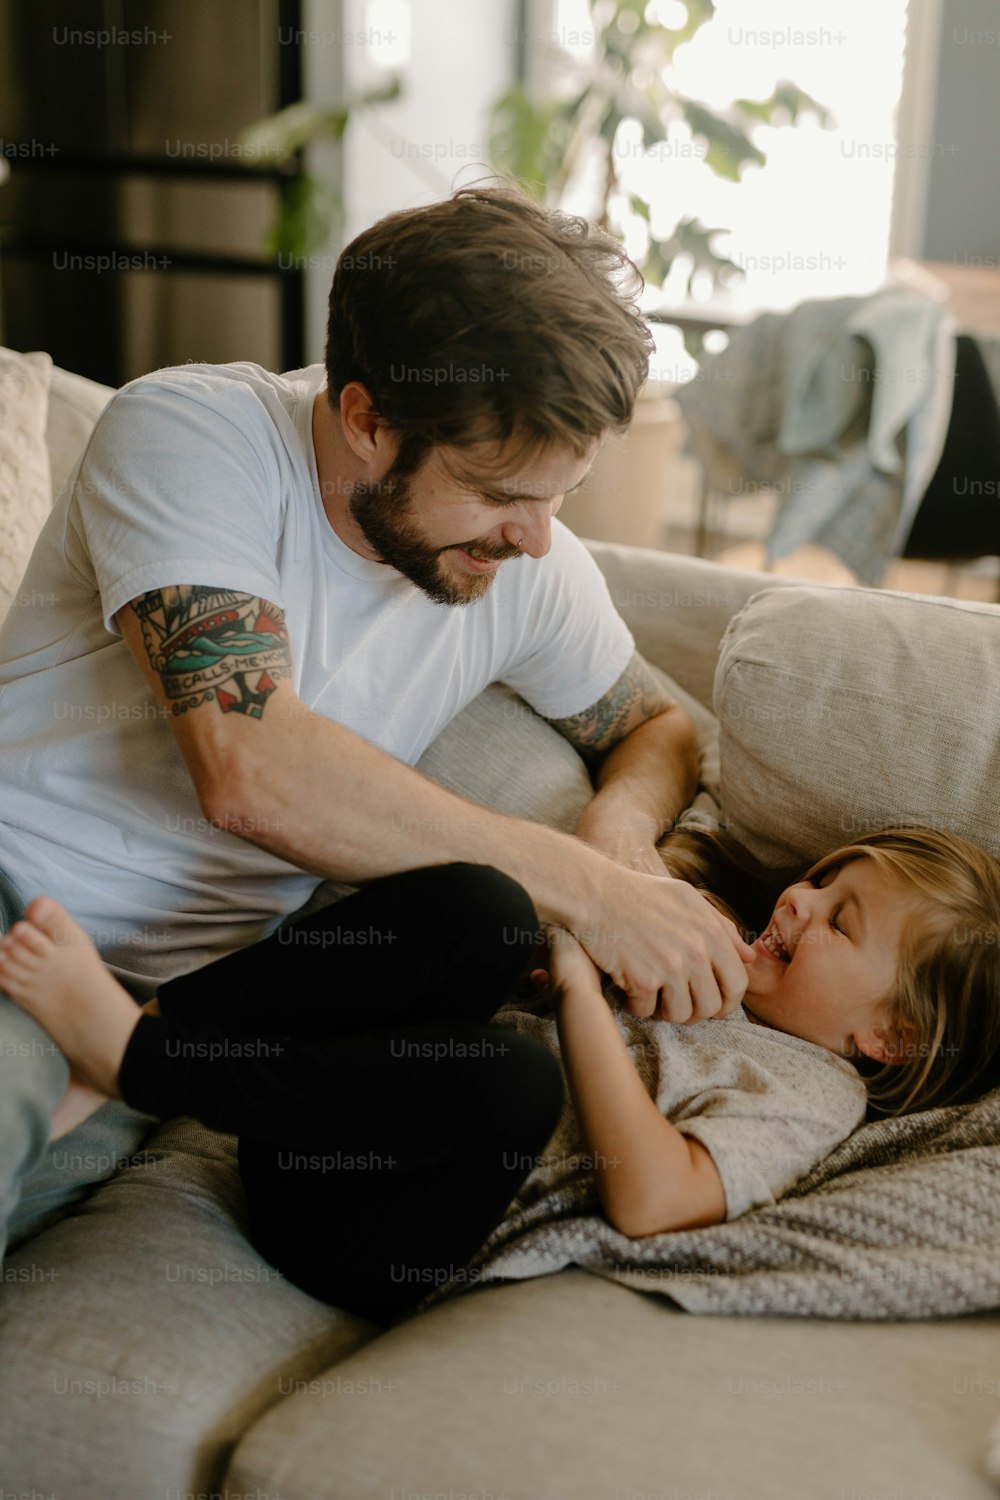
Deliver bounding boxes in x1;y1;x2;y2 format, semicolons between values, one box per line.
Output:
403;1001;1000;1325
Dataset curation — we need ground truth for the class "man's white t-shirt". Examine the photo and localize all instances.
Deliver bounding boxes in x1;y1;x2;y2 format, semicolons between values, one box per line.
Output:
0;361;634;997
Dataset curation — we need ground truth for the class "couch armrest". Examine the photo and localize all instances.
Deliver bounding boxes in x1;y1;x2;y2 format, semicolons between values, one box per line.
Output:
583;540;797;713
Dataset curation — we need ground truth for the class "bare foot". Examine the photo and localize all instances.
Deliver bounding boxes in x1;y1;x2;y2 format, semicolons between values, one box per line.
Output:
0;897;142;1097
46;996;163;1140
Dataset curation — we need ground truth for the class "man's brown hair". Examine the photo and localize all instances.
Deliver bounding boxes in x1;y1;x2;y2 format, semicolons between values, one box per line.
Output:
324;181;654;481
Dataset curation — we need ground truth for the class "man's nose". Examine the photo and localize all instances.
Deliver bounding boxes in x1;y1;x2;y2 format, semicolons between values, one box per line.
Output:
504;506;555;559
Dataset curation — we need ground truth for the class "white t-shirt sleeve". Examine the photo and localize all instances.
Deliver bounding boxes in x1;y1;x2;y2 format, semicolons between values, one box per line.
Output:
498;521;635;720
72;377;287;638
674;1068;867;1221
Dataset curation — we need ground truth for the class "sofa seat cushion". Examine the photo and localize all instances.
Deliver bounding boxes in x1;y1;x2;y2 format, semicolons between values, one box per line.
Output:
226;1266;1000;1500
0;1115;379;1500
0;346;53;617
715;582;1000;867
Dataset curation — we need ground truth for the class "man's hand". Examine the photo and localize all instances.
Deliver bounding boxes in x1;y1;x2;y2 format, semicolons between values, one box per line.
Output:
575;867;753;1023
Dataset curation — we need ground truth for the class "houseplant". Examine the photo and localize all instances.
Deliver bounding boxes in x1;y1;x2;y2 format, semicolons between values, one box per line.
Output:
237;80;402;259
488;0;832;352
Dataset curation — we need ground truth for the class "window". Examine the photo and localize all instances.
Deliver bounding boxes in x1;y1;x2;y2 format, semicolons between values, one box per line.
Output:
546;0;910;377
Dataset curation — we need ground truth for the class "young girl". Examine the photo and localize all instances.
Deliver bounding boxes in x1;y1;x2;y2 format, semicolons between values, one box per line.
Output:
2;825;999;1324
521;824;1000;1241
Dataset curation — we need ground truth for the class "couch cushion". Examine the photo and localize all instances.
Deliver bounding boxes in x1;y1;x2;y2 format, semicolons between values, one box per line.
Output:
714;582;1000;867
417;680;598;831
226;1266;1000;1500
0;346;53;617
46;362;116;500
584;538;796;712
0;1116;379;1500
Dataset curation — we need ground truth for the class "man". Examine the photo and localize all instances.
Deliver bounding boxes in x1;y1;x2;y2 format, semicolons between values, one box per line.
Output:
0;184;751;1256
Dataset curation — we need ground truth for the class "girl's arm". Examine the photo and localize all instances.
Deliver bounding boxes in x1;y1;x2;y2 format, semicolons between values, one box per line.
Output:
542;928;727;1238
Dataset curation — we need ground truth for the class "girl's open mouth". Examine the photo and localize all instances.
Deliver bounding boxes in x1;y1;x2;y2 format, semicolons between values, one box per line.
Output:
756;921;792;963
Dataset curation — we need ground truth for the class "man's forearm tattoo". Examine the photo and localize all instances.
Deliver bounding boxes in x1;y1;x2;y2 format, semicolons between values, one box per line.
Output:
546;651;674;760
132;586;291;719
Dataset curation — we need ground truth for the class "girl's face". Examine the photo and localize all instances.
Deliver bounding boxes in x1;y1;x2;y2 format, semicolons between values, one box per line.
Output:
742;857;918;1062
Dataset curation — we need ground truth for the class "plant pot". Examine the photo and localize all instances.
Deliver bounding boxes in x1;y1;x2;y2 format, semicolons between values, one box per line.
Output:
557;386;683;549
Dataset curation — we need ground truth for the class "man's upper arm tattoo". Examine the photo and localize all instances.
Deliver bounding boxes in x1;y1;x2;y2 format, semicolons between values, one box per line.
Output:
131;585;292;719
545;650;675;759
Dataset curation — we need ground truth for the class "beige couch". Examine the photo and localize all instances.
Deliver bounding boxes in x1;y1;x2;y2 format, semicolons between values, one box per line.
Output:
1;349;999;1500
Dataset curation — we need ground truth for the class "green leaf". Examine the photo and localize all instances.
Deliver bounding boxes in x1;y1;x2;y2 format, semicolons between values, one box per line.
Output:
734;79;834;129
238;79;401;165
239;102;338;165
679;100;766;180
486;86;570;192
641;236;676;287
644;215;744;296
265;175;344;259
651;0;717;61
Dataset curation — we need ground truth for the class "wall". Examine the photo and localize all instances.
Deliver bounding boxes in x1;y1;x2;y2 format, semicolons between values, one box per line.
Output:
920;0;1000;263
302;0;517;364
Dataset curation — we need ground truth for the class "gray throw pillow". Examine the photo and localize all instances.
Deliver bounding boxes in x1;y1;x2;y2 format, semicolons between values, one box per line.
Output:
714;583;1000;869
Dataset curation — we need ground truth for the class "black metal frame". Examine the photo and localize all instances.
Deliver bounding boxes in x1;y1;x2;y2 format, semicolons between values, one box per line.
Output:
0;0;309;372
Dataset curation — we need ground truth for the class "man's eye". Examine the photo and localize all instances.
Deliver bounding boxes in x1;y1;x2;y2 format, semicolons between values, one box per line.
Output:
480;493;516;507
830;907;845;935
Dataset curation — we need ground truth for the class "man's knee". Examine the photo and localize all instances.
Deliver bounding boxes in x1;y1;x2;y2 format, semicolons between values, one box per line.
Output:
430;863;540;960
0;997;67;1107
0;998;69;1253
355;861;542;977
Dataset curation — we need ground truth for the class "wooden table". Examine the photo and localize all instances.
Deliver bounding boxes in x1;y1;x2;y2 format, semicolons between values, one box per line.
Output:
889;258;1000;339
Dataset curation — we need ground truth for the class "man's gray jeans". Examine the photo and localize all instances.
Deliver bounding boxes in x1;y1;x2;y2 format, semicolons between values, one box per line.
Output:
0;869;156;1258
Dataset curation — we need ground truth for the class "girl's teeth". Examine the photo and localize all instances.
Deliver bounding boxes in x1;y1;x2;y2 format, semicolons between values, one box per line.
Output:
763;928;789;961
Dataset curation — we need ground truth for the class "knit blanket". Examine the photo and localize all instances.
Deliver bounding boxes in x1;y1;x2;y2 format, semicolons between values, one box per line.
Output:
403;997;1000;1326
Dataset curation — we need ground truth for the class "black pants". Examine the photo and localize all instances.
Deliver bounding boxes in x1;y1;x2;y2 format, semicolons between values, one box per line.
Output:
117;863;564;1325
903;334;1000;560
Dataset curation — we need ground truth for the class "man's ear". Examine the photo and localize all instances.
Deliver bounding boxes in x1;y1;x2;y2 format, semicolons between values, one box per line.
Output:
855;1021;920;1066
339;381;393;464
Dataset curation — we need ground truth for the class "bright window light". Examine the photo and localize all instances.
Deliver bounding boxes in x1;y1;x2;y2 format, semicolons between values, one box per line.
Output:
365;0;412;68
551;0;909;314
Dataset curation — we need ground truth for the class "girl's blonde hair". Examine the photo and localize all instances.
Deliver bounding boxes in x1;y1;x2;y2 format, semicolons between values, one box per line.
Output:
657;824;1000;1118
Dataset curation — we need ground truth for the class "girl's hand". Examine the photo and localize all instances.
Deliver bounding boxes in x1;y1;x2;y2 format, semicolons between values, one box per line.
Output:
530;925;605;1005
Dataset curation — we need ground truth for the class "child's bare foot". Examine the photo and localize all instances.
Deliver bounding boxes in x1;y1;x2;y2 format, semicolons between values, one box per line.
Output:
46;999;162;1140
0;897;142;1098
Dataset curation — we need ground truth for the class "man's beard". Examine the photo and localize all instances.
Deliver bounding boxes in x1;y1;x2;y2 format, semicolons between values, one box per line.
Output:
348;468;521;606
